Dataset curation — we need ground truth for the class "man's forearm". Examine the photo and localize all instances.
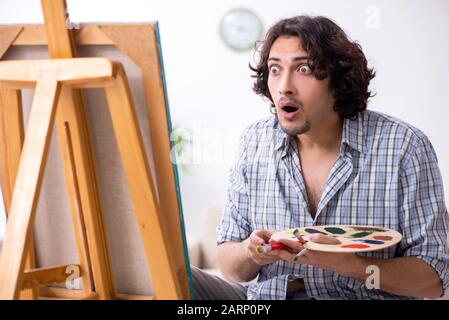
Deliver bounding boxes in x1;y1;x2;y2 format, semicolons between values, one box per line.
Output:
345;255;443;299
217;240;261;283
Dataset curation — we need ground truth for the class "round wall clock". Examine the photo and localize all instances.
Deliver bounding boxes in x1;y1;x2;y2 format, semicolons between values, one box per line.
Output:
219;8;263;52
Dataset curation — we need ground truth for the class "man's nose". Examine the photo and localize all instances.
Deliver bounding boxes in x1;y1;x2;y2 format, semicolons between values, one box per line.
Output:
278;73;297;96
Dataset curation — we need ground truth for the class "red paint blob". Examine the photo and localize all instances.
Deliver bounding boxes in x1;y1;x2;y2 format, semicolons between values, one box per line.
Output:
373;235;393;241
341;244;370;249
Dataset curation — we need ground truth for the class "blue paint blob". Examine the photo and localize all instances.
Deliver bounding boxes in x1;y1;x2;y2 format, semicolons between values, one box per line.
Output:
355;239;385;245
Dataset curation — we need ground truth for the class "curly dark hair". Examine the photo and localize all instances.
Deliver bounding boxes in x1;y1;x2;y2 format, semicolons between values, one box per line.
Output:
249;15;376;119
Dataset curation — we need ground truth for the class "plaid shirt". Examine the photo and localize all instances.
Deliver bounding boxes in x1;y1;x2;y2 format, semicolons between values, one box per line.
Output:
217;110;449;300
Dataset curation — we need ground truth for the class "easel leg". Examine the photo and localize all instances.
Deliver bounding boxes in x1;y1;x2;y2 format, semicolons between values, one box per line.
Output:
0;72;61;299
0;87;24;209
0;86;38;299
53;87;116;299
41;0;117;299
105;65;182;299
61;120;95;294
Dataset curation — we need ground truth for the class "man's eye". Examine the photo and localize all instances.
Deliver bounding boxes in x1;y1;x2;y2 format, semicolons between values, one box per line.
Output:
298;65;312;74
269;66;280;74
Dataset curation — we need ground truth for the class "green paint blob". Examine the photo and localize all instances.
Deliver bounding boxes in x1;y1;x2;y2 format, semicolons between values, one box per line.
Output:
304;228;328;235
324;227;346;235
350;231;372;238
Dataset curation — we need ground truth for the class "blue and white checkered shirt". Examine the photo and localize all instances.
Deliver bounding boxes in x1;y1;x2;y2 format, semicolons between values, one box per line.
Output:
217;110;449;300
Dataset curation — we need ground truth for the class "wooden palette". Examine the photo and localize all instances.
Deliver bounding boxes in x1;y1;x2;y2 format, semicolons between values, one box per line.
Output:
271;225;402;253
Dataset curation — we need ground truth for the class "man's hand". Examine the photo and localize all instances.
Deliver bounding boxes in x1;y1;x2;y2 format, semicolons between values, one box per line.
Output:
217;229;297;282
246;230;295;266
276;233;360;277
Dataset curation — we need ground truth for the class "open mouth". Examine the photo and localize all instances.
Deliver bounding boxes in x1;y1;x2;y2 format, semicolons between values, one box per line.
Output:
282;105;299;113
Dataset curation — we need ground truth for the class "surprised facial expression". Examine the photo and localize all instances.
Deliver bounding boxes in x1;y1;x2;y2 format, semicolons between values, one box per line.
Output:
267;36;336;136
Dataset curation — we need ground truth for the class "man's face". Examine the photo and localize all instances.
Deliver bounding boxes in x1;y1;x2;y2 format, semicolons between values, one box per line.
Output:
267;36;336;136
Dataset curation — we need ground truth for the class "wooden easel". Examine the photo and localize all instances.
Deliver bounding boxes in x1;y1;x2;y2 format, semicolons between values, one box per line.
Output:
0;0;191;300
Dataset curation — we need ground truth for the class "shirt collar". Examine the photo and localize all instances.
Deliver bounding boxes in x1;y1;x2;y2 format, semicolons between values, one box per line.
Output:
274;113;365;154
274;119;290;152
341;113;365;154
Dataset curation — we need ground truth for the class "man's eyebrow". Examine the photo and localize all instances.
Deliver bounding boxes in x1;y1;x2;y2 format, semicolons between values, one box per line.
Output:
267;56;310;62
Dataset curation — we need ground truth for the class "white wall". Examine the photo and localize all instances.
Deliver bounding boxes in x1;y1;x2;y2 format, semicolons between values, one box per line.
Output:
0;0;448;239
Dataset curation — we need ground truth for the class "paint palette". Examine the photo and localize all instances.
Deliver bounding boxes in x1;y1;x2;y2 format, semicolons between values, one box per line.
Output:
270;225;402;253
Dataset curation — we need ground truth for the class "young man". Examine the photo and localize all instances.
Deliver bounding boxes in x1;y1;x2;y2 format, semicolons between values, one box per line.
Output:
191;15;449;300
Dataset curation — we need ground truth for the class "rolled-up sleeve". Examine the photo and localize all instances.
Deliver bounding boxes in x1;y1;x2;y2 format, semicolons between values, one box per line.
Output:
217;130;252;244
397;135;449;296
